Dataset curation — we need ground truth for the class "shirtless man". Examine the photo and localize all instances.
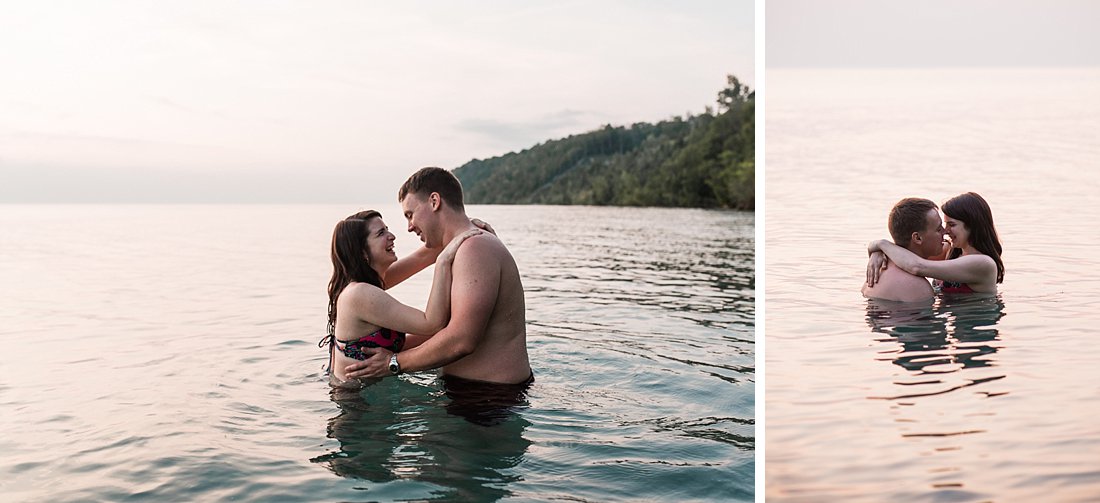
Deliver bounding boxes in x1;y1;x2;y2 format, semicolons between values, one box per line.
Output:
862;197;947;302
345;167;532;384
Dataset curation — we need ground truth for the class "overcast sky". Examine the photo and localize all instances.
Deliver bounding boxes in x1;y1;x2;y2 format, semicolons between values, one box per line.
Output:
1;0;753;203
767;0;1100;68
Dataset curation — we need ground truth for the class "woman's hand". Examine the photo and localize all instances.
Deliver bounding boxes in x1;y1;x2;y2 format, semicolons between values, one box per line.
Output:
866;251;888;287
867;239;886;255
436;229;482;265
470;218;497;236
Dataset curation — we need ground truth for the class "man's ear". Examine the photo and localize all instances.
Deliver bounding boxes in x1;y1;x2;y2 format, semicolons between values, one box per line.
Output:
429;192;441;211
911;232;922;244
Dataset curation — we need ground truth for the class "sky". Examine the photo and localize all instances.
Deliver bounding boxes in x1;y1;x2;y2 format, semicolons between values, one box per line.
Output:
0;1;753;203
767;0;1100;68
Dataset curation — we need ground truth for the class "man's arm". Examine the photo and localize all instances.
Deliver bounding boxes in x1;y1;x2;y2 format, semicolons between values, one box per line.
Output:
345;236;500;378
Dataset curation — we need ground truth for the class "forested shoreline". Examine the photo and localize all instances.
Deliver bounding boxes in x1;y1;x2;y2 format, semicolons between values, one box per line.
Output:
452;75;754;210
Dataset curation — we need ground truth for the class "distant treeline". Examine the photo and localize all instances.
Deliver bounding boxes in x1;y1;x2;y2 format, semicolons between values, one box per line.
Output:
452;75;754;210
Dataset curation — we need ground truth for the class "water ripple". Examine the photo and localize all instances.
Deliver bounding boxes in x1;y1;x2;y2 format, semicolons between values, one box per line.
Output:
0;204;752;502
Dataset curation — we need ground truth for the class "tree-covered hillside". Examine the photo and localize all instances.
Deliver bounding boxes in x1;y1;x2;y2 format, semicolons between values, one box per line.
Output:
453;75;754;210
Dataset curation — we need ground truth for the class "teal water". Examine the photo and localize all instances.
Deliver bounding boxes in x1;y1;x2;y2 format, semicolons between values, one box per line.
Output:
0;204;753;501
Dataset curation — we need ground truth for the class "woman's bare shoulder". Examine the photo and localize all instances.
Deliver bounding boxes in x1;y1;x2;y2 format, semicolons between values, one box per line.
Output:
338;282;383;304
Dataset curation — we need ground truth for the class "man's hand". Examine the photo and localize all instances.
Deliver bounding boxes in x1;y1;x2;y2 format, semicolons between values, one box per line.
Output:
866;251;888;287
344;348;394;379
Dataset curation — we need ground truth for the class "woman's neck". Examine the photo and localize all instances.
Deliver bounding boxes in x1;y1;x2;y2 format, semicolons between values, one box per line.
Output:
371;263;388;286
958;242;979;256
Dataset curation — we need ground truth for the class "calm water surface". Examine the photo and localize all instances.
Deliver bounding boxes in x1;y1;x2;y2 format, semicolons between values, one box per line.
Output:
0;204;753;502
766;68;1100;502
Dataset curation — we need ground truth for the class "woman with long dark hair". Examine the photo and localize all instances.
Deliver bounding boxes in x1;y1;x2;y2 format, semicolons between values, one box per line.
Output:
868;192;1004;294
321;210;480;386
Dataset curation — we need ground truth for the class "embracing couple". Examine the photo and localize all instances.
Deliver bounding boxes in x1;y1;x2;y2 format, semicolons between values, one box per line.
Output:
319;167;532;388
862;192;1005;302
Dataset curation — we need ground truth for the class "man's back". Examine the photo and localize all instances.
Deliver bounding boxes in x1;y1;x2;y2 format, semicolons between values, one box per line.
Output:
443;232;531;383
862;264;934;303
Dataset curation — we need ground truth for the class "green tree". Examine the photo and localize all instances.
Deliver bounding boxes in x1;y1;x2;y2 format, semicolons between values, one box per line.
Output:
717;75;753;112
453;74;754;210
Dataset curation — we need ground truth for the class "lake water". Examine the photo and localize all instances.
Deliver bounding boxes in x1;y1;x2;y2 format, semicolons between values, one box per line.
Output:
0;204;754;501
765;68;1100;502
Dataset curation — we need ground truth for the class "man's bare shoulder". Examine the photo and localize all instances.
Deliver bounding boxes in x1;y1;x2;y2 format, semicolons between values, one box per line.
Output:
454;232;510;264
864;266;934;302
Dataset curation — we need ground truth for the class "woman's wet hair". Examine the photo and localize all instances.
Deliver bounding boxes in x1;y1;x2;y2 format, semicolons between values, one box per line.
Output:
327;210;384;336
943;192;1004;283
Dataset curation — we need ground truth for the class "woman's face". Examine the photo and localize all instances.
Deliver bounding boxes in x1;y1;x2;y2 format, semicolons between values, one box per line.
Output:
944;214;970;249
364;217;397;269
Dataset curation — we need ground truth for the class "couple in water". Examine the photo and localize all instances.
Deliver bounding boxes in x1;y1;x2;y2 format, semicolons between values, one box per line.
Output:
319;167;532;389
862;192;1005;302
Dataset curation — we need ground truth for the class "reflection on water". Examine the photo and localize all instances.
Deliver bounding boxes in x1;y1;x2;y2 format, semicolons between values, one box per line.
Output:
311;378;531;501
866;296;1006;401
767;67;1100;501
860;296;1010;496
440;374;535;427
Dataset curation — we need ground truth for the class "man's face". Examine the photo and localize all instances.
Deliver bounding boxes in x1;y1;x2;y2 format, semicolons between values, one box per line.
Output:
914;209;946;258
401;192;439;248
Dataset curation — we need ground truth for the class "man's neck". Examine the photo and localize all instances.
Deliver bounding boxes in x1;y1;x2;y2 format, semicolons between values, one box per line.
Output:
438;209;475;245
